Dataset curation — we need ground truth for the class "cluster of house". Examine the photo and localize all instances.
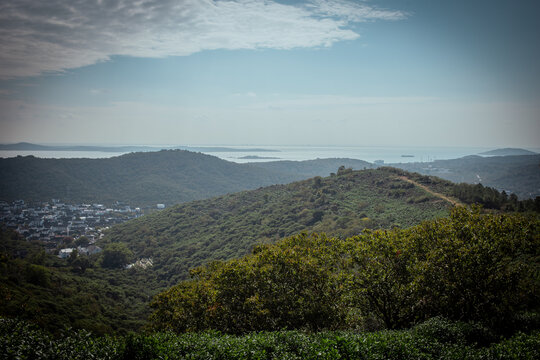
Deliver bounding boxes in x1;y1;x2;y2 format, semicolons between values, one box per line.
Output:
0;199;142;256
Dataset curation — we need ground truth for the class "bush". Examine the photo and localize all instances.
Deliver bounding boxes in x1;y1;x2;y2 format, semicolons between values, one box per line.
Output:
2;317;540;359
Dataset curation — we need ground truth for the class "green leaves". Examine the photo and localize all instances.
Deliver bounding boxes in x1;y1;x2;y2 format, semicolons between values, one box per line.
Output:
151;208;540;334
3;317;540;360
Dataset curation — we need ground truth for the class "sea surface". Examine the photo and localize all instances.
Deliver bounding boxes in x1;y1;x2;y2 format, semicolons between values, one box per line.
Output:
0;145;496;164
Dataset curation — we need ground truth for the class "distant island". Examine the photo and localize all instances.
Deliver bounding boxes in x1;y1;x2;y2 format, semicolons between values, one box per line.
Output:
479;148;537;156
238;155;281;160
0;142;280;153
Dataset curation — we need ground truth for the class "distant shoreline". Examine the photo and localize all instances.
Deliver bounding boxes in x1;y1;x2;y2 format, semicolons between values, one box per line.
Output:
0;142;280;153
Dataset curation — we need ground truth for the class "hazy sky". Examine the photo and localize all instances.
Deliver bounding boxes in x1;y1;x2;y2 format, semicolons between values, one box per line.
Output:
0;0;539;147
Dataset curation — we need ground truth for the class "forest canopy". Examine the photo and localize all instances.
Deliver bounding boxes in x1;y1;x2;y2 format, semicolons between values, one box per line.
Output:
150;207;540;334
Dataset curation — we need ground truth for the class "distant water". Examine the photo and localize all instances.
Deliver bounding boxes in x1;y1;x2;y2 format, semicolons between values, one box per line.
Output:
0;145;495;164
0;150;128;159
211;145;493;164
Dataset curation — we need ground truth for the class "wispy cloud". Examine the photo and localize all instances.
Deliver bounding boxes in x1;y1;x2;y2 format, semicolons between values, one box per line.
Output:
0;0;407;78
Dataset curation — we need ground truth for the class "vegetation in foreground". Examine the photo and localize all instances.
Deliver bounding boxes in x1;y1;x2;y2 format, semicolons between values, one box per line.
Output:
1;206;539;358
1;168;538;336
2;317;540;360
150;207;539;334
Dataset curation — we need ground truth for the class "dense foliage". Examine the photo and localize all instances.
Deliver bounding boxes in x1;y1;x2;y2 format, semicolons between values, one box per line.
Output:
0;151;372;206
0;228;155;334
0;150;292;206
150;207;539;334
103;168;452;286
2;317;540;360
452;182;540;211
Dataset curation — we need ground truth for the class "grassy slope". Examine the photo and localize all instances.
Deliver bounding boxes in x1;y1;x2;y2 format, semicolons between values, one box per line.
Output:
103;168;452;287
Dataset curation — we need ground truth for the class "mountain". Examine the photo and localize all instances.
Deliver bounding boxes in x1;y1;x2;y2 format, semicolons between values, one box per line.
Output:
3;166;535;334
103;167;455;287
0;150;372;206
0;150;299;206
479;148;537;156
390;154;540;199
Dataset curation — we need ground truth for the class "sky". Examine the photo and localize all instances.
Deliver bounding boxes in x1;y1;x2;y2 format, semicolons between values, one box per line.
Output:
0;0;539;148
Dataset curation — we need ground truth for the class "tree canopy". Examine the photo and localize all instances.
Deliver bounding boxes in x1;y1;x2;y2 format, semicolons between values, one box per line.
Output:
150;207;540;334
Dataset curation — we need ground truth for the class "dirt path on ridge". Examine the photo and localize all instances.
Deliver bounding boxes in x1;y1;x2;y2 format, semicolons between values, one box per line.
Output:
397;176;463;207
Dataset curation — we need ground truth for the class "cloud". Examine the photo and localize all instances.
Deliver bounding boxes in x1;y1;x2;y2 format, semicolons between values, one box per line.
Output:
0;0;406;78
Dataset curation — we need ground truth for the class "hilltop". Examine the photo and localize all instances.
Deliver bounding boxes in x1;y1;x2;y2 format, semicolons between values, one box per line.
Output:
0;150;372;206
103;167;454;287
0;150;292;206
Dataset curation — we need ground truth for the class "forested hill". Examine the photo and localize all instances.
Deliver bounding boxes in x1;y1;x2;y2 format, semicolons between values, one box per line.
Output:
391;154;540;199
0;150;292;206
103;167;453;287
0;150;372;206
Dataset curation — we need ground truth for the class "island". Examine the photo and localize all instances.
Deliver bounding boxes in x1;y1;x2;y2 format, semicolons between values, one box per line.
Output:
479;148;537;156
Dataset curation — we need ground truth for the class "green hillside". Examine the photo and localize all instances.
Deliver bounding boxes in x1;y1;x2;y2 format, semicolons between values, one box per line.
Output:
4;166;535;336
0;228;153;334
150;208;539;334
0;150;373;206
2;167;453;334
103;167;454;287
0;150;294;206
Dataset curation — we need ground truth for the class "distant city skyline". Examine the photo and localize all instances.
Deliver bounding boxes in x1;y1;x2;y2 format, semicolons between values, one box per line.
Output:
0;0;539;148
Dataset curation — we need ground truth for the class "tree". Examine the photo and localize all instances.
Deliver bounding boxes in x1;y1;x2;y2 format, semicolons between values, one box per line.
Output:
75;236;90;247
101;243;133;269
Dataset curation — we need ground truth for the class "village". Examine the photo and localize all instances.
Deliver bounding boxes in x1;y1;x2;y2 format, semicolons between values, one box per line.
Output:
0;199;145;257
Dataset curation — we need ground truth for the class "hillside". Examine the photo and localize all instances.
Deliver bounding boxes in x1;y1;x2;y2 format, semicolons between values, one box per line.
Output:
103;168;454;287
0;150;297;206
2;167;536;335
0;150;375;206
0;227;154;334
390;154;540;199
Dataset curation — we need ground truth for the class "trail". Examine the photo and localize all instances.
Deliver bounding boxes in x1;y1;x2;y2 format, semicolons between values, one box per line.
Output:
397;176;462;207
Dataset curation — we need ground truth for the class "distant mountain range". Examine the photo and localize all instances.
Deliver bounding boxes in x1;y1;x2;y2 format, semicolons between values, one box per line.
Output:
0;142;279;153
1;146;538;206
